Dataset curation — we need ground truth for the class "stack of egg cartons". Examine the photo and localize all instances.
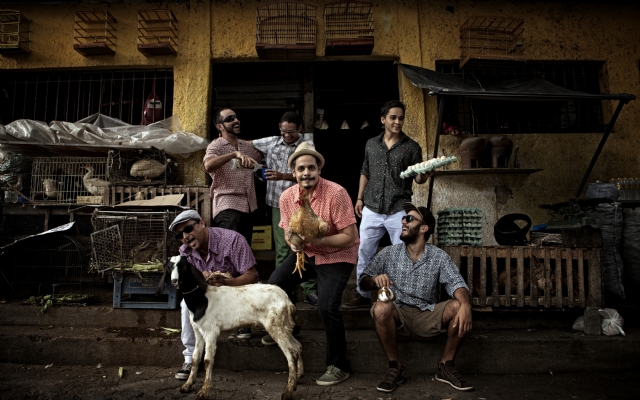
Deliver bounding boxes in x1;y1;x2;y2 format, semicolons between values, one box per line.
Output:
437;208;482;246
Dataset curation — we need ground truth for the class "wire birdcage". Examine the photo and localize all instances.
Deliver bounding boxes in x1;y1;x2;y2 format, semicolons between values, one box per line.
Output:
0;9;31;55
30;157;108;204
459;16;525;69
107;149;171;186
74;10;116;56
137;9;178;56
90;209;181;272
323;1;373;56
256;1;316;60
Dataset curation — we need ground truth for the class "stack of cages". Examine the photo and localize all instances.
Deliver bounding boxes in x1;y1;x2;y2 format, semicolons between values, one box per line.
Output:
0;9;31;55
90;208;182;308
0;152;33;204
323;1;374;56
30;156;108;204
107;148;173;187
437;208;483;246
255;1;316;60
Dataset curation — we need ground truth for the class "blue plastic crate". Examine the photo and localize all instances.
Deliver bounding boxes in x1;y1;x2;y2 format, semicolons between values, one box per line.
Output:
113;272;178;309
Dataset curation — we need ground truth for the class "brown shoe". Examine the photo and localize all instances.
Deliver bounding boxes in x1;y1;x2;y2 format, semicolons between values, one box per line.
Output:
341;292;371;309
377;362;405;392
435;361;473;391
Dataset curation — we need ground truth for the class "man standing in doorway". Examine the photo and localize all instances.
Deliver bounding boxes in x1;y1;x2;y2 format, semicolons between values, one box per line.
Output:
343;100;431;309
251;112;318;305
203;108;262;247
265;142;359;386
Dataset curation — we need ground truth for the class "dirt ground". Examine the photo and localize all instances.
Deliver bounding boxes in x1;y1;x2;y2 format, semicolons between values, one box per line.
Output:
0;363;637;400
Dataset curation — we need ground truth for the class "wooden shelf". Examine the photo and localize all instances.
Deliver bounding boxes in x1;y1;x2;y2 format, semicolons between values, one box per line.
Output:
435;168;542;176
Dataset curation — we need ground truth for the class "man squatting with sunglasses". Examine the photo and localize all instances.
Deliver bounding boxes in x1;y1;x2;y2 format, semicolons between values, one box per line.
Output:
169;209;259;381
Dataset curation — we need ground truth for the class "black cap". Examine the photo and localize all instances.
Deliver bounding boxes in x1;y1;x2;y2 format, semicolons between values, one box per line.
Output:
403;202;435;232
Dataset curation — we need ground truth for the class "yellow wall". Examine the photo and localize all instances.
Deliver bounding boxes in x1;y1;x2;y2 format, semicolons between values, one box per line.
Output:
2;0;639;243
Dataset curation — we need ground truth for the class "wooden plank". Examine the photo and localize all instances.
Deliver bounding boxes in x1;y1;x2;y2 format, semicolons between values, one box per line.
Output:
449;247;461;271
517;246;524;307
187;189;192;211
577;249;585;308
528;247;537;307
480;247;487;306
491;247;499;307
151;187;157;198
504;248;511;307
566;249;574;308
466;248;474;297
588;249;603;307
555;248;563;308
544;247;551;308
111;186;116;206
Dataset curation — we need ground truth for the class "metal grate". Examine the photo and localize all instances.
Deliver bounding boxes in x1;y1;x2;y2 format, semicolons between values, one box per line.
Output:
90;225;123;272
30;157;108;203
74;10;116;56
323;1;373;56
0;69;174;125
137;9;178;56
460;16;525;69
436;61;605;134
0;9;31;55
256;1;316;60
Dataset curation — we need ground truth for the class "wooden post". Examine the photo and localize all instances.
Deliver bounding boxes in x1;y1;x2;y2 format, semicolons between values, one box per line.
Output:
516;246;524;307
480;247;487;306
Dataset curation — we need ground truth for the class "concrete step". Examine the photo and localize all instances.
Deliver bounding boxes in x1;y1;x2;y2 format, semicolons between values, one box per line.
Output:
1;324;638;375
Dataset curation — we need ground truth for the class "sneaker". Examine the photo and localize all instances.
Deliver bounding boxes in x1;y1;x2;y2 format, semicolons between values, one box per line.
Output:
435;361;474;391
316;365;350;386
341;292;371;309
304;293;318;306
262;325;301;346
175;362;192;380
236;328;252;339
377;362;406;392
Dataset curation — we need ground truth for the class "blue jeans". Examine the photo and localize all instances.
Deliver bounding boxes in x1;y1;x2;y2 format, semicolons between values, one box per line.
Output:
212;209;253;247
268;253;353;372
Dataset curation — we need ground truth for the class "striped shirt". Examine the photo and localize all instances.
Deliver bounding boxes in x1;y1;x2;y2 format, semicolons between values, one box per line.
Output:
204;138;262;219
279;177;359;266
361;243;468;311
179;228;256;277
252;135;313;208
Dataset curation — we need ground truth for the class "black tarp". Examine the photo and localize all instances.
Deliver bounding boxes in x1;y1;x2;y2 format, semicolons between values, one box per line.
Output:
399;63;636;101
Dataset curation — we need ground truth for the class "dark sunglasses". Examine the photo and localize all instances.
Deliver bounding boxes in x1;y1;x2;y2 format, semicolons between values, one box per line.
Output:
221;114;238;123
175;221;198;239
402;214;424;224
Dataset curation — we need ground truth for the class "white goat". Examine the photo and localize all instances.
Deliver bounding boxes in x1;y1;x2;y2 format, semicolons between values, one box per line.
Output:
169;255;303;400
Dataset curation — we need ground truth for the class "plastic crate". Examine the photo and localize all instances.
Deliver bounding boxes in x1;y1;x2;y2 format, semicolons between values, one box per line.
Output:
113;271;177;309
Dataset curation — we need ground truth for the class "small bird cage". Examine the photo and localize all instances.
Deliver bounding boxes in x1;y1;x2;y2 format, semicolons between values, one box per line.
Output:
256;1;316;60
90;209;181;272
323;1;373;56
30;157;108;204
74;10;117;56
0;9;31;55
107;149;175;187
459;16;525;69
137;9;178;57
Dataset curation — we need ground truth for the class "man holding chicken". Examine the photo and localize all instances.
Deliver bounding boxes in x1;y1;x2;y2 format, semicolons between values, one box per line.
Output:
264;142;359;387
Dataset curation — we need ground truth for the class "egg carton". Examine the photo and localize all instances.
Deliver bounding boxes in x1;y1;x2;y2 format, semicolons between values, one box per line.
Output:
400;156;457;179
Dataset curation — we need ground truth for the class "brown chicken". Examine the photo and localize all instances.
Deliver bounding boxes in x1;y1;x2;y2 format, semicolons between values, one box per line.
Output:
288;188;330;278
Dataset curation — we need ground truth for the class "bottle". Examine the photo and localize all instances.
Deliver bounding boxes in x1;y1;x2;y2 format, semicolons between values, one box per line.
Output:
231;158;263;171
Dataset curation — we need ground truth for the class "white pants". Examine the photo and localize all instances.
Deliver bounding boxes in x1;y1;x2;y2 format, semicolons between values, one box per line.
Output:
181;299;195;363
356;207;405;298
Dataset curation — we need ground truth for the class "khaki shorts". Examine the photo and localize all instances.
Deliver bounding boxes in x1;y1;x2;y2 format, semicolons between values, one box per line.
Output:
371;300;451;339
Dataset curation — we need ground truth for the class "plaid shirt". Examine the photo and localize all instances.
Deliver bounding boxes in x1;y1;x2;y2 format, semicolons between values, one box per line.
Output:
179;228;256;276
204;138;262;219
361;132;423;215
361;243;468;311
279;177;359;266
252;136;313;208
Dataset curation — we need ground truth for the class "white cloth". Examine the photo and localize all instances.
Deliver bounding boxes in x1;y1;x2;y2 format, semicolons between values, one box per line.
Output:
355;206;405;298
181;299;195;363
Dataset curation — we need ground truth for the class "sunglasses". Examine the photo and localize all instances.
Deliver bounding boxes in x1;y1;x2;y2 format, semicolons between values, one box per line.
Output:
175;221;198;239
221;114;238;123
402;214;424;224
280;127;299;134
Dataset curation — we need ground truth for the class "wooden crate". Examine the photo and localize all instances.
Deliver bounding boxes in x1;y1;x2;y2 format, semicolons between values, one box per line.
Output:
441;246;603;308
104;185;211;223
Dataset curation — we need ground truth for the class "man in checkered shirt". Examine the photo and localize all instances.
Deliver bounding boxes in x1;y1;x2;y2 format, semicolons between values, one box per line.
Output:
251;112;318;305
360;203;474;393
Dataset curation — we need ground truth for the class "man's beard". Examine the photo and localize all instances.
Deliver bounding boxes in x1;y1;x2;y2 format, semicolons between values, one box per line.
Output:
300;177;315;189
224;124;240;136
400;223;422;244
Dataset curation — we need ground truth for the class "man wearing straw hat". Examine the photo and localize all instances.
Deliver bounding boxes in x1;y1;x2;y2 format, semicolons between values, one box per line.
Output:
264;142;359;386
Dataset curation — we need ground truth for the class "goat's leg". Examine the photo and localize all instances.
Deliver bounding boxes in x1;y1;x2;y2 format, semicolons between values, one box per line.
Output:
270;329;301;400
291;336;304;380
196;331;219;400
181;328;205;393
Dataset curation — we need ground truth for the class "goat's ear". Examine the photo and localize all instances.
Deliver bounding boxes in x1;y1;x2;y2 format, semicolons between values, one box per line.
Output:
190;263;208;291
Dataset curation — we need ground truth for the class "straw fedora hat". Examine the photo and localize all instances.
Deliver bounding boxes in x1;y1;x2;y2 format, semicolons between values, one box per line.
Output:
288;142;325;169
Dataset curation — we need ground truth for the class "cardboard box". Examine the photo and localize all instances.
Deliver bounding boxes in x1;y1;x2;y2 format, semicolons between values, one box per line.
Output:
251;225;272;250
76;195;104;205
